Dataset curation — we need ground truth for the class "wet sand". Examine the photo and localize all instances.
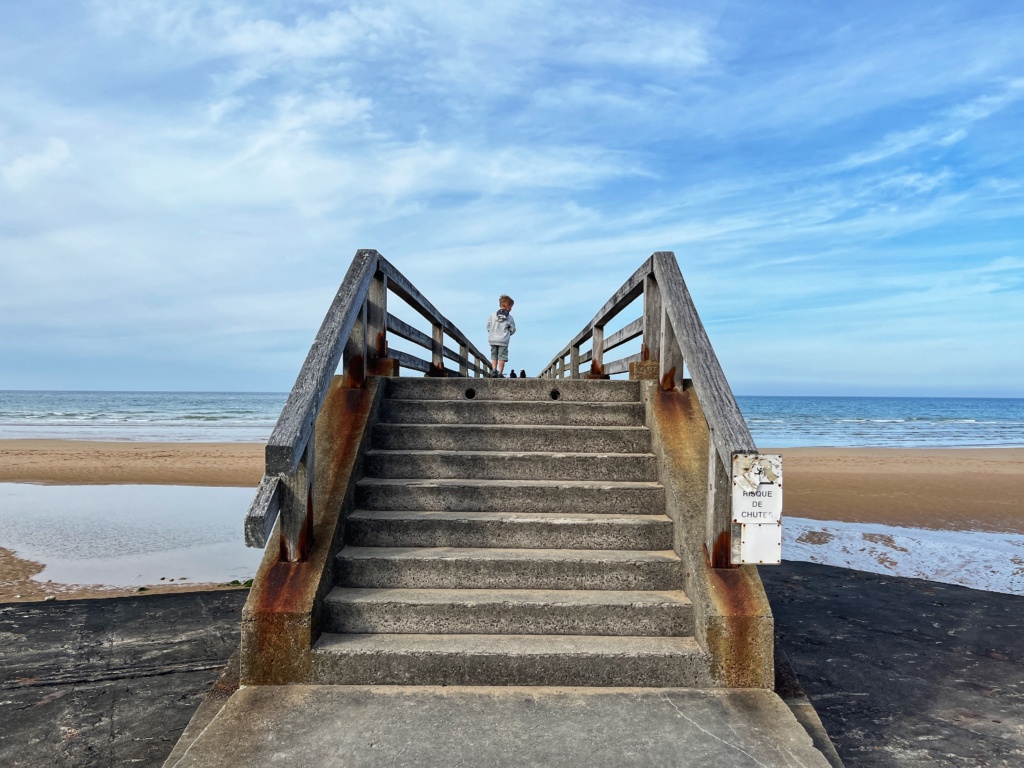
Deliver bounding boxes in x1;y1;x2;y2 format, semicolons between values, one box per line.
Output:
772;447;1024;535
2;567;1021;767
0;439;265;602
0;439;264;487
1;440;1022;601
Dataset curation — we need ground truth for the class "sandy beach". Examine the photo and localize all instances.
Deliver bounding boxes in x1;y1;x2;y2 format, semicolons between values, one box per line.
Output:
771;446;1024;535
2;440;1022;601
0;439;264;487
3;440;1020;531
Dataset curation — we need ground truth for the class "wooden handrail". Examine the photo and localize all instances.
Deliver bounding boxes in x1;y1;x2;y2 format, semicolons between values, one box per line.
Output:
265;249;379;477
246;250;493;556
652;252;755;465
539;251;756;567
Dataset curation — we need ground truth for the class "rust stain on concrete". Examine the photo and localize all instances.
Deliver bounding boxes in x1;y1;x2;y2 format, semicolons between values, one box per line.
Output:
660;366;677;391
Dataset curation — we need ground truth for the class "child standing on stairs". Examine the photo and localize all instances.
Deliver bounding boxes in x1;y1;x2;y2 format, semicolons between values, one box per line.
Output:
486;295;516;378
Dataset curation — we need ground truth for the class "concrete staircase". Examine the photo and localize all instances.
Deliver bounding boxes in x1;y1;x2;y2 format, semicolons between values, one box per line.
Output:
312;378;710;687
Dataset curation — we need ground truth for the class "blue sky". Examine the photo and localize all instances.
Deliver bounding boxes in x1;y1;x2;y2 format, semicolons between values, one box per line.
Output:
1;1;1022;396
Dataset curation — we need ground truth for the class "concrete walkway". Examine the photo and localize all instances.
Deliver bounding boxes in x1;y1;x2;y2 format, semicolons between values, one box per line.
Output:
169;684;832;767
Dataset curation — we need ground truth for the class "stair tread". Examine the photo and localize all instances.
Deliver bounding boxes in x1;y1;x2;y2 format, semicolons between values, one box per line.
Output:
385;399;640;407
348;510;670;523
364;449;656;459
380;423;648;431
357;478;663;490
325;587;691;607
315;633;703;656
338;546;680;563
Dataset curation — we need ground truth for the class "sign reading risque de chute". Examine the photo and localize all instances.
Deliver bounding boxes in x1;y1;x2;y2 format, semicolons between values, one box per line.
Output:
731;454;783;564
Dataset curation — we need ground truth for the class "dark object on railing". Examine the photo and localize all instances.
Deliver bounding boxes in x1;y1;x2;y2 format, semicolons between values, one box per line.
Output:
540;252;755;567
520;369;526;379
245;250;492;560
509;370;517;379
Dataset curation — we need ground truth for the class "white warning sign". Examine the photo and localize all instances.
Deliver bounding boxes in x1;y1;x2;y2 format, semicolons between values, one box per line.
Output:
731;453;783;524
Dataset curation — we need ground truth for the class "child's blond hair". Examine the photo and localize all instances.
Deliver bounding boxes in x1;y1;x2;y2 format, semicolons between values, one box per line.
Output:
499;295;514;309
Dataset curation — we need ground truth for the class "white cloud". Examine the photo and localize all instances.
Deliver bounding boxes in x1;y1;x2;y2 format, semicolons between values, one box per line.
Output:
2;138;71;189
1;1;1022;393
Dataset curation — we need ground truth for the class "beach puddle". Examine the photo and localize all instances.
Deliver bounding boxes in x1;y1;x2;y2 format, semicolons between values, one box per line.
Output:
0;483;263;588
784;517;1024;595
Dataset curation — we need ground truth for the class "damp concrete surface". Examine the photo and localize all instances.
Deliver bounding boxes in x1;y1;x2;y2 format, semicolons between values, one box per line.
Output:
0;563;1022;766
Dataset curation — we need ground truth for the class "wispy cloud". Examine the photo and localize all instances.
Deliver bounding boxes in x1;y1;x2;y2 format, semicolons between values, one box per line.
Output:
1;1;1022;393
2;138;71;189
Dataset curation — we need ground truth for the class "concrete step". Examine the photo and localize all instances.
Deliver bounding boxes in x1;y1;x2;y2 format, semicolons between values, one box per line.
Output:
372;423;652;453
311;633;710;686
384;377;642;402
335;547;682;590
345;510;673;550
363;449;658;482
321;587;694;636
355;478;665;515
379;399;645;427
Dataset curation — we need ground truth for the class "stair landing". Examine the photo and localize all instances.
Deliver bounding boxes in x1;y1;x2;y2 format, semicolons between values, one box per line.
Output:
167;685;833;767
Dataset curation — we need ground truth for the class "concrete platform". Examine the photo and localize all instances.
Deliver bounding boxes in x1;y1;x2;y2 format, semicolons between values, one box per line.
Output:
169;685;833;767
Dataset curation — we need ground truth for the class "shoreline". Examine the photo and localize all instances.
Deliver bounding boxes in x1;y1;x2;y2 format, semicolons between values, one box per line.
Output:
768;446;1024;535
0;438;264;487
2;439;1022;602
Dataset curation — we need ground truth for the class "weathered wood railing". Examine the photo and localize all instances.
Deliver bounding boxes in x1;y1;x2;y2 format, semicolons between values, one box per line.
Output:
541;251;756;567
244;249;492;560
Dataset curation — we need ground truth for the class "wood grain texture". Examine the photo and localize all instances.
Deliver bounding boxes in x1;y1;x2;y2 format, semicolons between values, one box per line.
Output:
604;317;643;354
390;348;432;374
386;313;433;351
266;249;378;476
245;475;281;548
378;256;491;366
542;257;652;375
643;273;662;362
605;351;643;375
653;251;755;466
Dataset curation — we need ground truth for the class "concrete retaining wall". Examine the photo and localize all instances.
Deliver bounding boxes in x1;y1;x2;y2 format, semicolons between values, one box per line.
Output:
641;381;775;688
240;377;384;685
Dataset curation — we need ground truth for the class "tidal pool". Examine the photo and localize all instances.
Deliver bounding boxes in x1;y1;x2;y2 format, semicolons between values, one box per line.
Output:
0;483;264;587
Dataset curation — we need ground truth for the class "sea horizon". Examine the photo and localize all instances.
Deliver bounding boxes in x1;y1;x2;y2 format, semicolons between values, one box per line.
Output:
0;389;1021;448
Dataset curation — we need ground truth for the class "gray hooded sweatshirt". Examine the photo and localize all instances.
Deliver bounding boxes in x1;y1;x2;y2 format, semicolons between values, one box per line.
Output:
487;309;516;346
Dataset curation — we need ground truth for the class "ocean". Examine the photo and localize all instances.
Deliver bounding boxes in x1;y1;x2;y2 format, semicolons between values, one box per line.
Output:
1;389;1021;593
737;395;1024;448
0;390;1021;447
0;390;285;442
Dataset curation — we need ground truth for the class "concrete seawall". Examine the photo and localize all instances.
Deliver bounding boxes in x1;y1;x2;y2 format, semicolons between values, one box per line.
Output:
2;566;1022;766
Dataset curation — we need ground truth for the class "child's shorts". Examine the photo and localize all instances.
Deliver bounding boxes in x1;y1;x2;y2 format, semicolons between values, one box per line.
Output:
490;345;509;362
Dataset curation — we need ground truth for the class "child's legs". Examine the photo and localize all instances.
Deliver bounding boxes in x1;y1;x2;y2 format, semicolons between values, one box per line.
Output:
491;344;508;374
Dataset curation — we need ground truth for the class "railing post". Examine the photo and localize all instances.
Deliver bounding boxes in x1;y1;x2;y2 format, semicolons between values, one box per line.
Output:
367;270;387;364
659;304;684;390
343;297;368;388
279;430;314;562
570;344;580;379
459;342;469;377
591;326;604;375
706;432;733;568
643;273;661;362
431;323;444;376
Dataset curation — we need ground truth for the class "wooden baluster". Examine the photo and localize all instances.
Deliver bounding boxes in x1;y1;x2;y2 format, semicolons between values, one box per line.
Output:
459;342;468;377
643;273;661;362
431;323;444;376
591;326;604;377
279;430;314;563
366;271;387;368
659;303;684;391
705;433;733;568
343;298;368;388
570;344;580;379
